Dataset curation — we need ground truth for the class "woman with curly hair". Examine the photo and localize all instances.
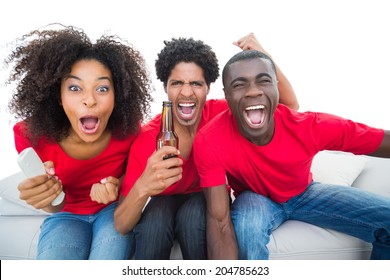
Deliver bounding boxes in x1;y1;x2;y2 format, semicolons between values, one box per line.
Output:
4;24;153;259
114;33;298;259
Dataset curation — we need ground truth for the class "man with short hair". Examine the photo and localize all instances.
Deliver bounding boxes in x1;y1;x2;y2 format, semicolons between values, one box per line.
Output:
194;50;390;260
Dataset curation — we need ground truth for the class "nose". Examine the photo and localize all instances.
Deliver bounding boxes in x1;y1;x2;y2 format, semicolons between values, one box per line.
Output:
245;83;264;98
180;83;194;97
82;91;97;107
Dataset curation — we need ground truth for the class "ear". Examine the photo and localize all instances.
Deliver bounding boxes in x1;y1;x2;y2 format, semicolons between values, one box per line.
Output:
164;84;168;93
223;87;228;99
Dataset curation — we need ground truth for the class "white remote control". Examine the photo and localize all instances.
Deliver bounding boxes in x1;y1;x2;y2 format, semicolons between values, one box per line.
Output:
17;147;65;206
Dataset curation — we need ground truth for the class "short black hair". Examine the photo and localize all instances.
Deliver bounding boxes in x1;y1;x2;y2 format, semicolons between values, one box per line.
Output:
155;37;219;86
222;50;277;86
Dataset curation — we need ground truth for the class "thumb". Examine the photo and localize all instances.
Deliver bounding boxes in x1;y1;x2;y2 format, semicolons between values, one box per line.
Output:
43;161;55;176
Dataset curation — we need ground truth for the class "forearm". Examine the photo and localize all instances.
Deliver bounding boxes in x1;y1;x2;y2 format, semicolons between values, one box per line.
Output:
203;185;238;259
114;183;149;235
369;130;390;158
262;48;298;110
275;64;299;110
207;215;238;259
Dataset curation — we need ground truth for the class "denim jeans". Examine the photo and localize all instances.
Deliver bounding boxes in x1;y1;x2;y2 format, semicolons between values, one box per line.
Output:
231;182;390;260
37;202;134;260
134;192;207;259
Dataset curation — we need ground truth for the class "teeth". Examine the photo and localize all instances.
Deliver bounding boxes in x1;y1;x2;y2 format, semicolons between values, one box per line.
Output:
246;105;264;111
179;103;195;107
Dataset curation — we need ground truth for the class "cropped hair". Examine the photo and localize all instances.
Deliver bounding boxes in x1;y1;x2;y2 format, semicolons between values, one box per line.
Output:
155;37;219;86
5;24;153;143
222;50;277;86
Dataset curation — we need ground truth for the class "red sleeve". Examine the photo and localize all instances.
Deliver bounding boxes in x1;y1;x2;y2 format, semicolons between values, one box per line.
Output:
13;121;33;154
194;114;228;188
309;112;384;154
121;129;156;196
201;99;229;121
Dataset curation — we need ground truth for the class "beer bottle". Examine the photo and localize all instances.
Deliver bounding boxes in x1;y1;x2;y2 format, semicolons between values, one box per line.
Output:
156;101;179;159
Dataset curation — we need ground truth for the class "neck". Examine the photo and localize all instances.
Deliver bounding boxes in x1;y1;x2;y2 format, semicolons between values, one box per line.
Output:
60;130;112;160
174;117;200;138
174;118;201;160
240;119;275;146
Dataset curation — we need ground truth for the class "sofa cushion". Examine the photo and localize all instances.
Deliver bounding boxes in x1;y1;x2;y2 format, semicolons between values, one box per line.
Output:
0;215;45;260
352;156;390;198
311;151;368;186
0;172;47;215
268;220;371;260
0;198;48;216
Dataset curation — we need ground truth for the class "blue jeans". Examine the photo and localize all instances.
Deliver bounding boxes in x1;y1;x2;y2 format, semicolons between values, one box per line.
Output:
37;202;134;260
231;182;390;260
134;192;206;259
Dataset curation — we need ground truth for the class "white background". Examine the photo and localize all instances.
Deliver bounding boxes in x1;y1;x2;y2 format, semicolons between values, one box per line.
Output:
1;0;390;179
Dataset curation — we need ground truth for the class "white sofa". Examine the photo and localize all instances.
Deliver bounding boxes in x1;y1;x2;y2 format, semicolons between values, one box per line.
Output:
1;151;390;260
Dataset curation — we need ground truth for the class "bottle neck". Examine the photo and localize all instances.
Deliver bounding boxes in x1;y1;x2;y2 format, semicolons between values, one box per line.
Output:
161;103;174;132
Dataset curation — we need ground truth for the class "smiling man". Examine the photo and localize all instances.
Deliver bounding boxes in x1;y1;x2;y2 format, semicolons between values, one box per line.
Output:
193;49;390;260
115;34;299;259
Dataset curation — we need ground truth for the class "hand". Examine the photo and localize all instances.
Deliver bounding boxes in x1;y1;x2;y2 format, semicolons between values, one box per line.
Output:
90;176;120;204
135;145;183;197
18;161;63;209
233;32;269;55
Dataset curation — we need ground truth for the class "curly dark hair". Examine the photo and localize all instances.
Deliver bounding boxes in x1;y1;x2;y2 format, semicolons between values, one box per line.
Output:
155;37;219;87
5;24;153;143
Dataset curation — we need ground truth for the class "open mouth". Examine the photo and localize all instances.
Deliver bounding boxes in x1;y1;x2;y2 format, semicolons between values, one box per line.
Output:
80;116;100;134
244;105;265;127
178;102;196;120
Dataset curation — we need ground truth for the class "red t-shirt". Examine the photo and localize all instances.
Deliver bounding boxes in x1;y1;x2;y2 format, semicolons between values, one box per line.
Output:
121;99;229;196
194;104;384;203
14;121;136;214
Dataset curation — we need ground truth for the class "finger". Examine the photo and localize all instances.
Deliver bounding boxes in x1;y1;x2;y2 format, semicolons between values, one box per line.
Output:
165;165;183;177
161;156;183;169
90;184;96;200
91;183;117;204
104;182;119;200
153;165;182;186
90;183;104;202
101;176;119;187
18;176;56;198
161;173;183;189
105;181;118;192
28;194;54;209
23;179;62;209
17;175;46;192
43;161;56;176
233;33;250;47
155;145;180;160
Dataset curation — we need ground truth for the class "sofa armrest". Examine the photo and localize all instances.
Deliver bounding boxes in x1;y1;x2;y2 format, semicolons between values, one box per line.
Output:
352;156;390;198
0;172;48;215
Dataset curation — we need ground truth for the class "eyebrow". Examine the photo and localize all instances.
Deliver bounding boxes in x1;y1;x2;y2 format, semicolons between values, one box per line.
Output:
169;79;204;83
63;74;112;82
229;73;272;86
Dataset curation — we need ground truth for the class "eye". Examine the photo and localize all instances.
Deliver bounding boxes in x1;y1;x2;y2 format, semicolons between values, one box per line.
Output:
171;81;184;87
97;86;109;93
259;78;272;84
69;85;81;92
190;81;204;88
232;82;246;89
